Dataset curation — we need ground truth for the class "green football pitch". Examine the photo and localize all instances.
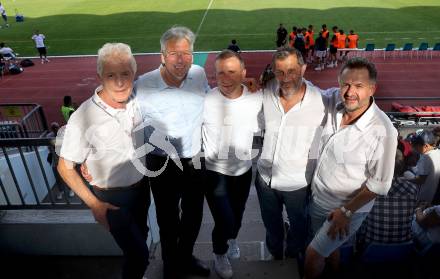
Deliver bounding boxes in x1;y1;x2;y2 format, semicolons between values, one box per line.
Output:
1;0;440;55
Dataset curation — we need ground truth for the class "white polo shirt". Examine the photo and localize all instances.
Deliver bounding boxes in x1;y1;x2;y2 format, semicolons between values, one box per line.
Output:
135;64;209;158
58;86;145;188
257;79;328;191
312;93;398;213
416;149;440;203
203;86;263;176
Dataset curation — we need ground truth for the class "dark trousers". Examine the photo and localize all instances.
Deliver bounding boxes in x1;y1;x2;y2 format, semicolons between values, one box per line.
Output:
147;154;205;273
254;172;308;258
93;178;150;279
205;168;252;255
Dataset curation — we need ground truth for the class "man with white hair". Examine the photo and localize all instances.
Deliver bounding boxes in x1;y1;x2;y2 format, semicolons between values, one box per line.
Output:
135;26;211;279
57;43;150;279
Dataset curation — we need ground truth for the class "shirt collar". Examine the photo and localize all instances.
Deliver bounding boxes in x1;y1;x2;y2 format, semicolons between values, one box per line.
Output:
157;64;194;91
92;85;133;117
336;96;377;131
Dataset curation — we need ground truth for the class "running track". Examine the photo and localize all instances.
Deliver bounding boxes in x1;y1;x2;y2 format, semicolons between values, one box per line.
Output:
1;51;439;125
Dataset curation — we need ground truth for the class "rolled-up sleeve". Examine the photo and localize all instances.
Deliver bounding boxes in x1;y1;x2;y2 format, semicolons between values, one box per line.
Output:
366;128;398;195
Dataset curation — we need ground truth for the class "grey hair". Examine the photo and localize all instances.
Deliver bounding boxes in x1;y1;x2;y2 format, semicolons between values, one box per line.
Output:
97;43;137;77
271;47;305;69
160;26;195;53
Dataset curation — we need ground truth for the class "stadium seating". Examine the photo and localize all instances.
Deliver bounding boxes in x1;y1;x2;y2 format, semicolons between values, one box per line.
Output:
431;43;440;59
364;43;375;58
400;43;413;58
383;43;396;59
417;42;429;59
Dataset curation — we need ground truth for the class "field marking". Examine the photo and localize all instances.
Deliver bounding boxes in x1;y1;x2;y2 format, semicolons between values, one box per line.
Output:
196;0;215;38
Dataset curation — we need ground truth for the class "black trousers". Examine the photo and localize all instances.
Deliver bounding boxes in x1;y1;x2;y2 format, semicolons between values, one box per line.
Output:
93;178;150;279
205;168;252;255
147;154;205;273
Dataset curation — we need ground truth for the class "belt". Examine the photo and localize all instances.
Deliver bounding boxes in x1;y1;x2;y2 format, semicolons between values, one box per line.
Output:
92;179;144;192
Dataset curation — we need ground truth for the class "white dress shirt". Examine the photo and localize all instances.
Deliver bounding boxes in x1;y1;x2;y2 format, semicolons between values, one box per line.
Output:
312;92;398;213
203;86;263;176
257;79;328;191
58;86;145;188
135;65;209;158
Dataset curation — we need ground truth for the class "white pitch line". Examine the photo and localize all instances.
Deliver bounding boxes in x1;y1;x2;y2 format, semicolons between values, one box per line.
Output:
195;0;215;38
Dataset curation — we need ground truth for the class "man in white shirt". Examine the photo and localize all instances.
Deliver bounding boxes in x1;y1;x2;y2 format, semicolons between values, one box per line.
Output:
31;30;49;64
255;47;328;260
411;130;440;203
57;43;150;279
0;3;9;28
304;57;398;279
135;26;211;279
202;50;262;279
0;42;16;59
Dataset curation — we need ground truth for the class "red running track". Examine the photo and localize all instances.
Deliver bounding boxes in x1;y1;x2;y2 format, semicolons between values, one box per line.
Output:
1;52;440;125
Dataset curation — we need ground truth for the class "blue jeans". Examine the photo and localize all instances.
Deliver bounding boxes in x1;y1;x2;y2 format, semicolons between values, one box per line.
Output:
93;178;150;279
205;168;252;255
255;172;309;258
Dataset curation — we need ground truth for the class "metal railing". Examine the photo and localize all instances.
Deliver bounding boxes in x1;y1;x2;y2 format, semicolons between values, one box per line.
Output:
0;104;48;139
0;137;85;209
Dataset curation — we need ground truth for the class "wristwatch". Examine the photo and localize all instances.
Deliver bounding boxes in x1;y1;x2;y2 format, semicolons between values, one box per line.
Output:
340;206;353;218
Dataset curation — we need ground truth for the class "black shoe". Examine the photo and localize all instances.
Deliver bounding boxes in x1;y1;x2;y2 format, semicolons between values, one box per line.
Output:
181;256;210;277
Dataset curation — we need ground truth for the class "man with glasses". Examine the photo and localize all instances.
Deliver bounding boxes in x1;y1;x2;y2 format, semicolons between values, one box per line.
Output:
256;47;328;260
135;26;210;279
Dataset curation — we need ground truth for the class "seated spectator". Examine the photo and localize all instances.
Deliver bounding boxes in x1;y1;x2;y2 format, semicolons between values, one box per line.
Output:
0;42;17;60
411;130;440;203
227;39;241;53
358;149;419;245
412;203;440;253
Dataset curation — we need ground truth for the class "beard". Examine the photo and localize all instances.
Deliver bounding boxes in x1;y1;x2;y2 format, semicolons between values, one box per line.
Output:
279;77;303;97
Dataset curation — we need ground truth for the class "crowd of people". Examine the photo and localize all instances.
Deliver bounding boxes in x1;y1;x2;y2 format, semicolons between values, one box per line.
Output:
276;23;359;71
54;25;440;279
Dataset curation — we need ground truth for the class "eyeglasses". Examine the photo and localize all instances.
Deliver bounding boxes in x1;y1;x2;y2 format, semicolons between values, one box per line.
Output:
165;51;193;59
273;69;301;78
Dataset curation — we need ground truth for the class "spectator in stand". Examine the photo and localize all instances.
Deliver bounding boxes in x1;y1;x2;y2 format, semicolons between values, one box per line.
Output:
433;127;440;147
32;30;50;64
227;39;241;53
203;50;263;279
314;32;327;71
358;149;419;246
412;202;440;278
276;23;288;48
61;95;75;123
257;47;329;261
289;26;297;47
411;130;440;203
304;57;397;279
0;2;9;28
57;42;150;279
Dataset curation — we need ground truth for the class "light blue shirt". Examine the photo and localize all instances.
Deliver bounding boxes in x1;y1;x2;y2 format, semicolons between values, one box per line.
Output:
135;64;209;158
